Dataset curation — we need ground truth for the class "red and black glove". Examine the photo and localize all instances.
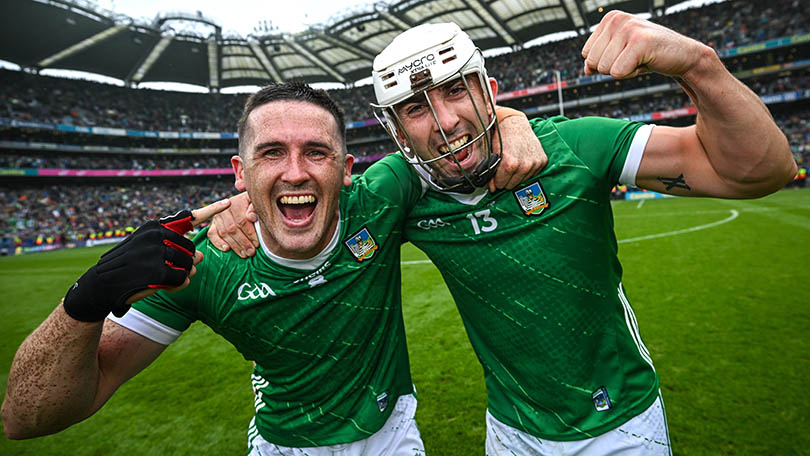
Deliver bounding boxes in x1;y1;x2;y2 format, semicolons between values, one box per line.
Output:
63;210;196;322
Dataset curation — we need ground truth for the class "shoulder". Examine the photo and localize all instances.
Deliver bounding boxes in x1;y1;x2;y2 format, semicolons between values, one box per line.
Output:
348;153;423;208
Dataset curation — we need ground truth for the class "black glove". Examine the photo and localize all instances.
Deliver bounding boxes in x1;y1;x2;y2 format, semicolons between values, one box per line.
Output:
63;210;196;322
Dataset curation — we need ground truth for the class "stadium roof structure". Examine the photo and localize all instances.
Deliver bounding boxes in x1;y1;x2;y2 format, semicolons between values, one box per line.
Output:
1;0;686;90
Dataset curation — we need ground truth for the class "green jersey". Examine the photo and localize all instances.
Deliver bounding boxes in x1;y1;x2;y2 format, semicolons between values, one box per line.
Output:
124;154;422;447
403;116;659;440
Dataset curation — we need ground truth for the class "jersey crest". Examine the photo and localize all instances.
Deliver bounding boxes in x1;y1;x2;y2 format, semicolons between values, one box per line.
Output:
592;386;613;411
344;227;378;262
513;181;549;216
376;390;389;412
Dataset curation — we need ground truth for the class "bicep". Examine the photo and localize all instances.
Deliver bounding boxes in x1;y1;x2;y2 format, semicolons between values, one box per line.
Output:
636;125;745;198
91;320;167;413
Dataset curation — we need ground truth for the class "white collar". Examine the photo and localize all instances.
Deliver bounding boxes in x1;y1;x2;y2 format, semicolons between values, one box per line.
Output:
256;214;341;271
412;162;489;205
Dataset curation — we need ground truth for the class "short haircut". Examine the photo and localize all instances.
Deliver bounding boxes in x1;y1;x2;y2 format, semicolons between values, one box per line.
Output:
237;81;347;156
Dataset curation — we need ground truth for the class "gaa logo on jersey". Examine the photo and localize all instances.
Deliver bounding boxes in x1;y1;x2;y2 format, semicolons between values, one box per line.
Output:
592;386;613;412
513;181;549;216
344;227;378;262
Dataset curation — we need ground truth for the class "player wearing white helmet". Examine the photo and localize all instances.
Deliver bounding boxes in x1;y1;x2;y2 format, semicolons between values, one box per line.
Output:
371;22;502;193
207;12;793;455
365;16;793;455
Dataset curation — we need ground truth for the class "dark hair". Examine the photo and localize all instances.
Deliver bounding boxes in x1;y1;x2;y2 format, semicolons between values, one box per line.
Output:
237;81;347;156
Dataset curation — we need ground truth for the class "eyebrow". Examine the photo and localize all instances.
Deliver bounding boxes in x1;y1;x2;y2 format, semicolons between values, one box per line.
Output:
252;140;336;153
395;94;427;115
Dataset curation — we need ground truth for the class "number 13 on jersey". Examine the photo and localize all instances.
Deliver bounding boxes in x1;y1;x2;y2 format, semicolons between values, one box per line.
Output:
466;209;498;235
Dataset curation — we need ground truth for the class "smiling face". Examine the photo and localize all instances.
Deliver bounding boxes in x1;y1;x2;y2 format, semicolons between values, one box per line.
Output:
233;100;353;260
393;75;498;181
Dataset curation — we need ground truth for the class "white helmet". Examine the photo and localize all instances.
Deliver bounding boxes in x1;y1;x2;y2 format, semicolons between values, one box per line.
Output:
371;22;501;193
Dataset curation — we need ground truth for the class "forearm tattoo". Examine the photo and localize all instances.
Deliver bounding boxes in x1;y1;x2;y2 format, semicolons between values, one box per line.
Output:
656;174;691;191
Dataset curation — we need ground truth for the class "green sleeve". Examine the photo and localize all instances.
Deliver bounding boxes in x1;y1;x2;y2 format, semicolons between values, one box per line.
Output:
129;231;210;332
538;116;644;187
356;153;423;213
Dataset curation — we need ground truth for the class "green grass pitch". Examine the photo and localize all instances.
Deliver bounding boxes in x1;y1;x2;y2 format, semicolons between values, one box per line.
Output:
1;188;808;455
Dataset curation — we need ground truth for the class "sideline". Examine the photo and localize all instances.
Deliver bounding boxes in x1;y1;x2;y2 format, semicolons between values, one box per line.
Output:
401;209;740;265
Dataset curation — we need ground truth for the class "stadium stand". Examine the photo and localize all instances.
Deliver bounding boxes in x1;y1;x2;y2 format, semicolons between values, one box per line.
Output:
1;0;808;253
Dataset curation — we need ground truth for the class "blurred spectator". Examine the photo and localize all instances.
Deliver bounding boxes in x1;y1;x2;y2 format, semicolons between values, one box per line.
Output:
1;0;807;129
0;180;235;246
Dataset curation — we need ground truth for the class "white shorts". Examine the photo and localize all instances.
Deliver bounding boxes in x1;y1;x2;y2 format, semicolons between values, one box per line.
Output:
247;393;425;456
485;394;672;456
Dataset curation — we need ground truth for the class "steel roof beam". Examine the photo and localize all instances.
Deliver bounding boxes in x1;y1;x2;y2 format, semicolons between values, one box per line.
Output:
38;24;126;67
131;35;172;83
286;40;346;83
249;41;283;83
563;0;589;29
319;33;375;61
207;38;219;90
374;3;412;31
463;0;518;46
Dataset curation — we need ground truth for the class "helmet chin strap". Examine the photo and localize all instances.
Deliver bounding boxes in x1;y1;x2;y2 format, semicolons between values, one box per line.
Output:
435;153;501;194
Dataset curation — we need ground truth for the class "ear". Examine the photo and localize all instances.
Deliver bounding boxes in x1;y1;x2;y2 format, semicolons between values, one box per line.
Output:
231;155;247;191
343;153;355;187
487;77;499;115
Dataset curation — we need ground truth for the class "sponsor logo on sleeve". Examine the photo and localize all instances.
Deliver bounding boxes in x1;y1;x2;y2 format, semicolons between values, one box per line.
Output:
344;227;378;262
513;181;549;216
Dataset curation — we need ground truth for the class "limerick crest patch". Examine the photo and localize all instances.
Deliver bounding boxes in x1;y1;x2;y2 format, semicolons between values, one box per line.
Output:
592;386;613;412
376;390;389;412
513;181;549;215
344;227;378;262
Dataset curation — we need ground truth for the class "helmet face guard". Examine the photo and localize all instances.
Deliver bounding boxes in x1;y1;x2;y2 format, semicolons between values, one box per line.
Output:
371;23;502;193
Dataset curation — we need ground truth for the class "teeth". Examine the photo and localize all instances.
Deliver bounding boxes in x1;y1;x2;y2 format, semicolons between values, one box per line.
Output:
439;136;470;153
280;195;316;204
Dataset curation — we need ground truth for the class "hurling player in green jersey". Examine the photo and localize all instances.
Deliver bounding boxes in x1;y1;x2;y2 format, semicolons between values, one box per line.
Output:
210;13;796;456
2;83;544;453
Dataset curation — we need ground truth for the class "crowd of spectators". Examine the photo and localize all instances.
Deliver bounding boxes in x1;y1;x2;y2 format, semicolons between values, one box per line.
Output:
4;71;807;171
488;0;809;92
2;0;809;249
1;0;807;131
778;108;810;168
0;152;231;170
0;70;247;132
3;103;807;248
1;180;236;248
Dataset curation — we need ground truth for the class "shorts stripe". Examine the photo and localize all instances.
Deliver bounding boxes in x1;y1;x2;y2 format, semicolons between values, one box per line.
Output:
618;283;654;370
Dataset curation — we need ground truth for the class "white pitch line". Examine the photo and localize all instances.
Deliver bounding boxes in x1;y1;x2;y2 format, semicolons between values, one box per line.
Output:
400;209;741;264
402;259;432;265
636;199;645;208
618;209;739;243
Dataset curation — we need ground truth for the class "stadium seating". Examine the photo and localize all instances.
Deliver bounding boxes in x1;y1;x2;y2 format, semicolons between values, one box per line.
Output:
1;0;808;250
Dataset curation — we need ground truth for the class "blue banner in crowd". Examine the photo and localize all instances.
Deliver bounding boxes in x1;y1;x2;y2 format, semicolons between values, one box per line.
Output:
0;34;806;141
721;33;810;57
625;191;676;201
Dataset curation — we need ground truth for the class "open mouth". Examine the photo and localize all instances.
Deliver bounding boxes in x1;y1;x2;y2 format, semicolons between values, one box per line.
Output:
438;135;473;167
277;194;317;225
